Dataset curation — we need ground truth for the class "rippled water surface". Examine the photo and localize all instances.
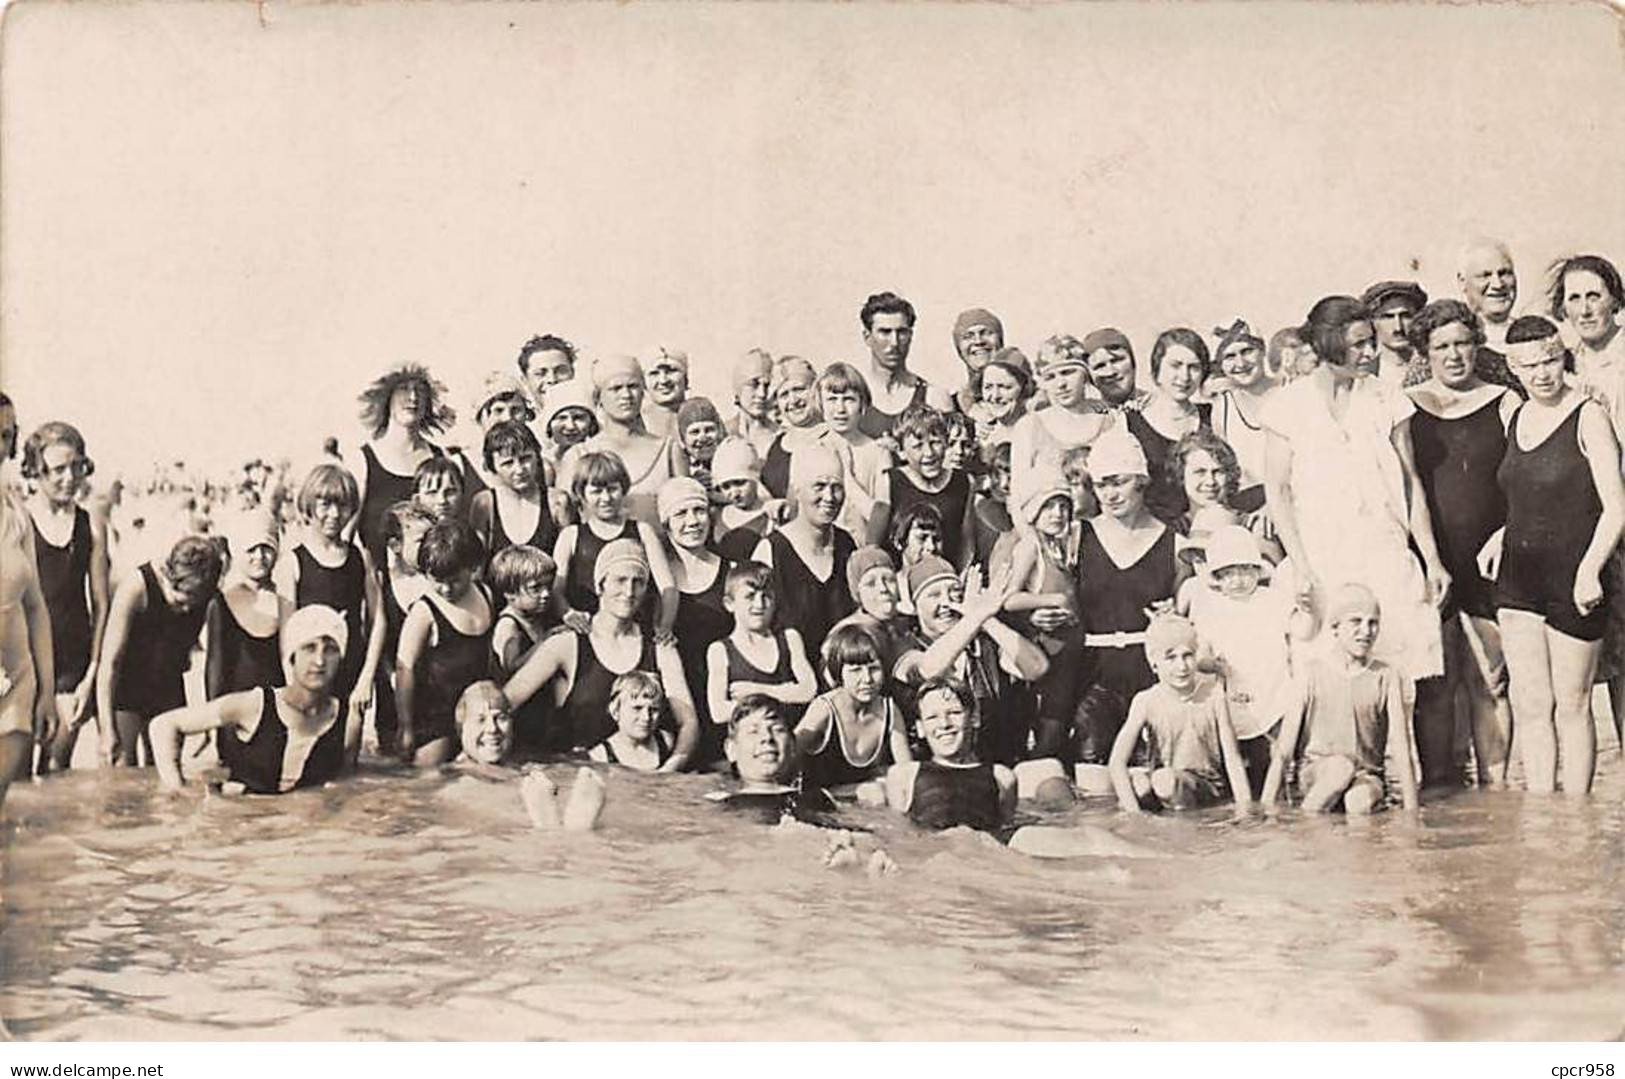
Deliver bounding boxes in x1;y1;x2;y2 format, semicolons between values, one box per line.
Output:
4;723;1623;1041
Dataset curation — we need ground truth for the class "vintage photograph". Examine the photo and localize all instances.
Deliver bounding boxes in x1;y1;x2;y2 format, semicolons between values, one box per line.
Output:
1;0;1623;1049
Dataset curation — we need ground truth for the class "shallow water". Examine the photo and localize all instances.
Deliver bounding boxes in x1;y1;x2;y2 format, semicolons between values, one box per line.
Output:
3;724;1623;1041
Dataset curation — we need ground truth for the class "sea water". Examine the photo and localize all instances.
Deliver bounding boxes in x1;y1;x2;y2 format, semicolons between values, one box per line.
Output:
3;724;1621;1041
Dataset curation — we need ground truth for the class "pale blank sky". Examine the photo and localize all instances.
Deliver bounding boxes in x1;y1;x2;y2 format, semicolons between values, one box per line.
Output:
3;1;1622;474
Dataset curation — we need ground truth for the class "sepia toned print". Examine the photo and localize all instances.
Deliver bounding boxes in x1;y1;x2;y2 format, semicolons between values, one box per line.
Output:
2;0;1624;1045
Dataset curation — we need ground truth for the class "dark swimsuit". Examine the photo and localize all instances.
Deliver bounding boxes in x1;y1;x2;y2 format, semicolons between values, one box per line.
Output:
218;687;346;795
114;562;211;715
674;558;733;762
717;785;840;827
1074;520;1176;763
886;468;972;565
358;442;442;567
409;586;495;746
293;543;368;697
1411;396;1507;620
766;528;856;660
802;697;898;790
760;433;793;500
557;630;660;752
908;759;1005;833
1496;403;1606;640
205;595;283;699
496;610;553;757
564;520;639;615
595;730;673;768
32;508;93;690
858;379;929;440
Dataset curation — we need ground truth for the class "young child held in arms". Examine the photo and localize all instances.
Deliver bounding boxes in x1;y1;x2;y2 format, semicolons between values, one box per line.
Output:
794;623;912;803
705;562;817;734
587;671;674;771
1108;614;1252;813
1262;584;1419;816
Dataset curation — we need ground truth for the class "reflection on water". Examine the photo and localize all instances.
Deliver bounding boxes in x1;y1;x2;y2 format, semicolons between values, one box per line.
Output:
3;727;1622;1041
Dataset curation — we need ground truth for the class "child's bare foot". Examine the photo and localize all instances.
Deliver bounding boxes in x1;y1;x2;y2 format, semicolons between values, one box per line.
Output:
520;770;561;830
562;767;606;832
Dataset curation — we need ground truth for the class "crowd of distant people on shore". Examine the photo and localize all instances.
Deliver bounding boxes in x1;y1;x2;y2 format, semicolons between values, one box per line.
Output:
1;239;1622;845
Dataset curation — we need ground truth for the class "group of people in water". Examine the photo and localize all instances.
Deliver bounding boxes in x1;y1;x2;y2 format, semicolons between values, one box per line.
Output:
2;238;1622;849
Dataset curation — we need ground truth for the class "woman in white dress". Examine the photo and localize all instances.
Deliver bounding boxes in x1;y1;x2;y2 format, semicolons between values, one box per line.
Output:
1262;296;1450;685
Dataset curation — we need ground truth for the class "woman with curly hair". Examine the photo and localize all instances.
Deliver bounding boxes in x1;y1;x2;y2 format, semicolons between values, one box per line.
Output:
349;364;453;567
21;422;111;772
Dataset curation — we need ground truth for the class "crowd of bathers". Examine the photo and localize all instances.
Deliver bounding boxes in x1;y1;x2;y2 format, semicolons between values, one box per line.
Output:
1;240;1622;839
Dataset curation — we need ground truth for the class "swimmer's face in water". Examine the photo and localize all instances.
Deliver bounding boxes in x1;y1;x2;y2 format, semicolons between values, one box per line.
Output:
726;711;796;786
458;696;513;765
918;688;976;762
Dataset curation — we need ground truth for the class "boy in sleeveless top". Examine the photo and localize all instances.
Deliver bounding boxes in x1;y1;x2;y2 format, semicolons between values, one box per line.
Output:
1108;615;1252;813
867;404;977;570
1262;585;1420;815
704;563;817;736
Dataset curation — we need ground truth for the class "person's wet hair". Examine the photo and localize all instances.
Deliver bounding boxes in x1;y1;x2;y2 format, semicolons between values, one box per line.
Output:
416;518;484;580
516;333;576;374
357;363;456;440
892;402;948;447
482;420;544;472
724;560;775;600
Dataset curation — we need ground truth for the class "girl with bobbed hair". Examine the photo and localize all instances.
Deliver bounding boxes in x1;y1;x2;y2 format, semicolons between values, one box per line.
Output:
350;364;452;567
1261;295;1450;688
22;422;111;772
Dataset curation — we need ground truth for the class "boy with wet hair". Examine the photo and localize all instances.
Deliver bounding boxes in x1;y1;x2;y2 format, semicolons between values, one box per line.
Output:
704;562;817;735
867;403;977;570
1262;584;1420;815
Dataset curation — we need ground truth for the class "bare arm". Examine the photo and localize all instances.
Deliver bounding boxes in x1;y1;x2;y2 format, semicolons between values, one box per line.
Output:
203;596;228;701
1576;401;1625;604
887;707;913;764
793;695;834;756
983;618;1049;682
1392;417;1448;600
549;526;581;629
393;603;432;754
81;504;112;698
500;623;572;711
1264;431;1314;597
955;482;979;573
469;490;495;550
151;689;261;790
864;471;894;548
353;546;387;702
95;575;143;739
18;538;58;745
779;629;818;705
1108;693;1151;813
1213;692;1253;810
1385;668;1419;812
654;640;699;772
492;618;527;676
705;640;733;729
636;520;679;636
1260;677;1307;808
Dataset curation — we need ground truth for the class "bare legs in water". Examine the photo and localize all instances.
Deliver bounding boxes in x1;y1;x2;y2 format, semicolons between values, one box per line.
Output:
520;767;607;831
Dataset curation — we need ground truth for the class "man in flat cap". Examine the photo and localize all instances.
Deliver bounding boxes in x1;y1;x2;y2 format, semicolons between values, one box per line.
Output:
1361;280;1429;392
